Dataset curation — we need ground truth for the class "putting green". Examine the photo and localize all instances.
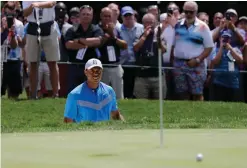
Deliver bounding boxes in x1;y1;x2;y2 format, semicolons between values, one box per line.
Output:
2;129;247;168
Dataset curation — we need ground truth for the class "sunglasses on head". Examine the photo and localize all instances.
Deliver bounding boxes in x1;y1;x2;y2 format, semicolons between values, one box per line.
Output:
183;10;195;15
80;5;92;11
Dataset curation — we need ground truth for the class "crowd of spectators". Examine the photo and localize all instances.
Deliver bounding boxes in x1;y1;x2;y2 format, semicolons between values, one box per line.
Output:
1;1;247;102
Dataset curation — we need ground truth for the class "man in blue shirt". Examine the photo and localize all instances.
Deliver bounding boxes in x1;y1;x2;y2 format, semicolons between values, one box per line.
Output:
64;58;125;123
211;31;243;101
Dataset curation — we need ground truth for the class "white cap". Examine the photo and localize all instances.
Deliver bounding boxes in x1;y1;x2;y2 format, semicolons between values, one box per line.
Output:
160;13;167;21
226;9;238;16
85;58;103;70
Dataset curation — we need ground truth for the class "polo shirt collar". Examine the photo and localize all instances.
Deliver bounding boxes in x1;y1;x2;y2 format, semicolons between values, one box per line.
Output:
180;17;200;26
121;22;138;31
77;24;93;33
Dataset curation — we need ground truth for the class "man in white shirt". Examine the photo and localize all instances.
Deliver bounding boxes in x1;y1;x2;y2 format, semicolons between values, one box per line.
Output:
171;1;214;101
22;1;60;99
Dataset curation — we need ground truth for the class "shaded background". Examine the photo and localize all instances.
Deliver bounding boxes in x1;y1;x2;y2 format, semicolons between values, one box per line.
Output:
61;1;246;29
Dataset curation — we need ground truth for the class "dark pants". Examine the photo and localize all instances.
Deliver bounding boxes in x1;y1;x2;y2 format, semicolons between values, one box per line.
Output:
67;64;86;94
243;72;247;103
123;67;136;98
212;84;240;102
1;60;22;97
164;66;175;100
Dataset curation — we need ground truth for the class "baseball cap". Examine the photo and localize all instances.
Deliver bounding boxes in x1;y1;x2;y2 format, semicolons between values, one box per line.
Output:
239;16;247;22
221;31;232;38
70;7;80;16
160;13;167;21
85;58;103;70
121;6;134;16
226;9;238;16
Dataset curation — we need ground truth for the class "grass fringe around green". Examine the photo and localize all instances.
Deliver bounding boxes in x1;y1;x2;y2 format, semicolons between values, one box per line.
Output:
1;98;247;133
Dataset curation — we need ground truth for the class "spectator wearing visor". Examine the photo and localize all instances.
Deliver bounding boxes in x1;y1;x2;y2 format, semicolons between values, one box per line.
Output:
69;7;80;26
98;7;127;99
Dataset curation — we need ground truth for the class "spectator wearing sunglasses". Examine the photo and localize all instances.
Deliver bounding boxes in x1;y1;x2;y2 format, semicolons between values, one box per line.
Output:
171;1;214;101
65;5;104;94
117;6;144;99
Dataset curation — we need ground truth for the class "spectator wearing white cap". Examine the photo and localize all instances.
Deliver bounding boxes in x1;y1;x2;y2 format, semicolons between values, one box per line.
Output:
213;9;245;47
64;58;125;123
237;16;247;42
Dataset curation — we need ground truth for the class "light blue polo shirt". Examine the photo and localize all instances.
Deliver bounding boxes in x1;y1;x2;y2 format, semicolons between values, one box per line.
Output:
64;82;118;122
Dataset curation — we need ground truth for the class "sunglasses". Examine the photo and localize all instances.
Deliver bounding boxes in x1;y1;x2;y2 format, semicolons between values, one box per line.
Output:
183;10;195;15
124;13;133;17
80;5;92;11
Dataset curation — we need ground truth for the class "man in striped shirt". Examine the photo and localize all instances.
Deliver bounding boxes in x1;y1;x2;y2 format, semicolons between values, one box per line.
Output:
64;58;125;123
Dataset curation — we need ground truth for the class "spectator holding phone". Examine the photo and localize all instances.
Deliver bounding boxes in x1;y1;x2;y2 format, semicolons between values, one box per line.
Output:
133;13;167;99
211;31;243;102
1;2;24;99
213;9;245;47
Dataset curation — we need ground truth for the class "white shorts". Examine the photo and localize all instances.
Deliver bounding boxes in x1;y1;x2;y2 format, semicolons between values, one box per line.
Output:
26;23;60;63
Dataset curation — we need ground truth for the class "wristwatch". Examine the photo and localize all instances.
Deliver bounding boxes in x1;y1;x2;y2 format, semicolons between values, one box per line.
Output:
195;58;201;64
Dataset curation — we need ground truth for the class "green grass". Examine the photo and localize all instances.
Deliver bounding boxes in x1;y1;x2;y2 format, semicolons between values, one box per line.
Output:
1;98;247;133
2;130;247;168
2;98;247;168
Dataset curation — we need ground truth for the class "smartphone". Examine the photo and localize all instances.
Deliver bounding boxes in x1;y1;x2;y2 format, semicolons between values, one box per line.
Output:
167;8;173;15
225;12;231;21
6;15;14;29
223;37;230;43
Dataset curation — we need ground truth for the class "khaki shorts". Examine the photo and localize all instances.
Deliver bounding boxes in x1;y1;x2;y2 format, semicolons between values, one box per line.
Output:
26;23;60;62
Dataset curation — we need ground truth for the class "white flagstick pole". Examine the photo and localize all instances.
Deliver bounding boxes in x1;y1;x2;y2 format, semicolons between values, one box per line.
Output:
157;1;164;148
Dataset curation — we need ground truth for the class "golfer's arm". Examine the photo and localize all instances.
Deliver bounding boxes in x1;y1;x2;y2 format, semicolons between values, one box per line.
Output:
111;110;125;121
64;117;74;123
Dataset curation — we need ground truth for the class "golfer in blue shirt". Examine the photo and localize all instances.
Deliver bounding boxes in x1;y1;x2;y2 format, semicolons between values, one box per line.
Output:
64;58;124;123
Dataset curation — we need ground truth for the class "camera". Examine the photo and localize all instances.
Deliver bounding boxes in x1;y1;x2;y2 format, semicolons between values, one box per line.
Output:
225;12;231;21
167;8;173;15
222;36;230;43
6;14;14;29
